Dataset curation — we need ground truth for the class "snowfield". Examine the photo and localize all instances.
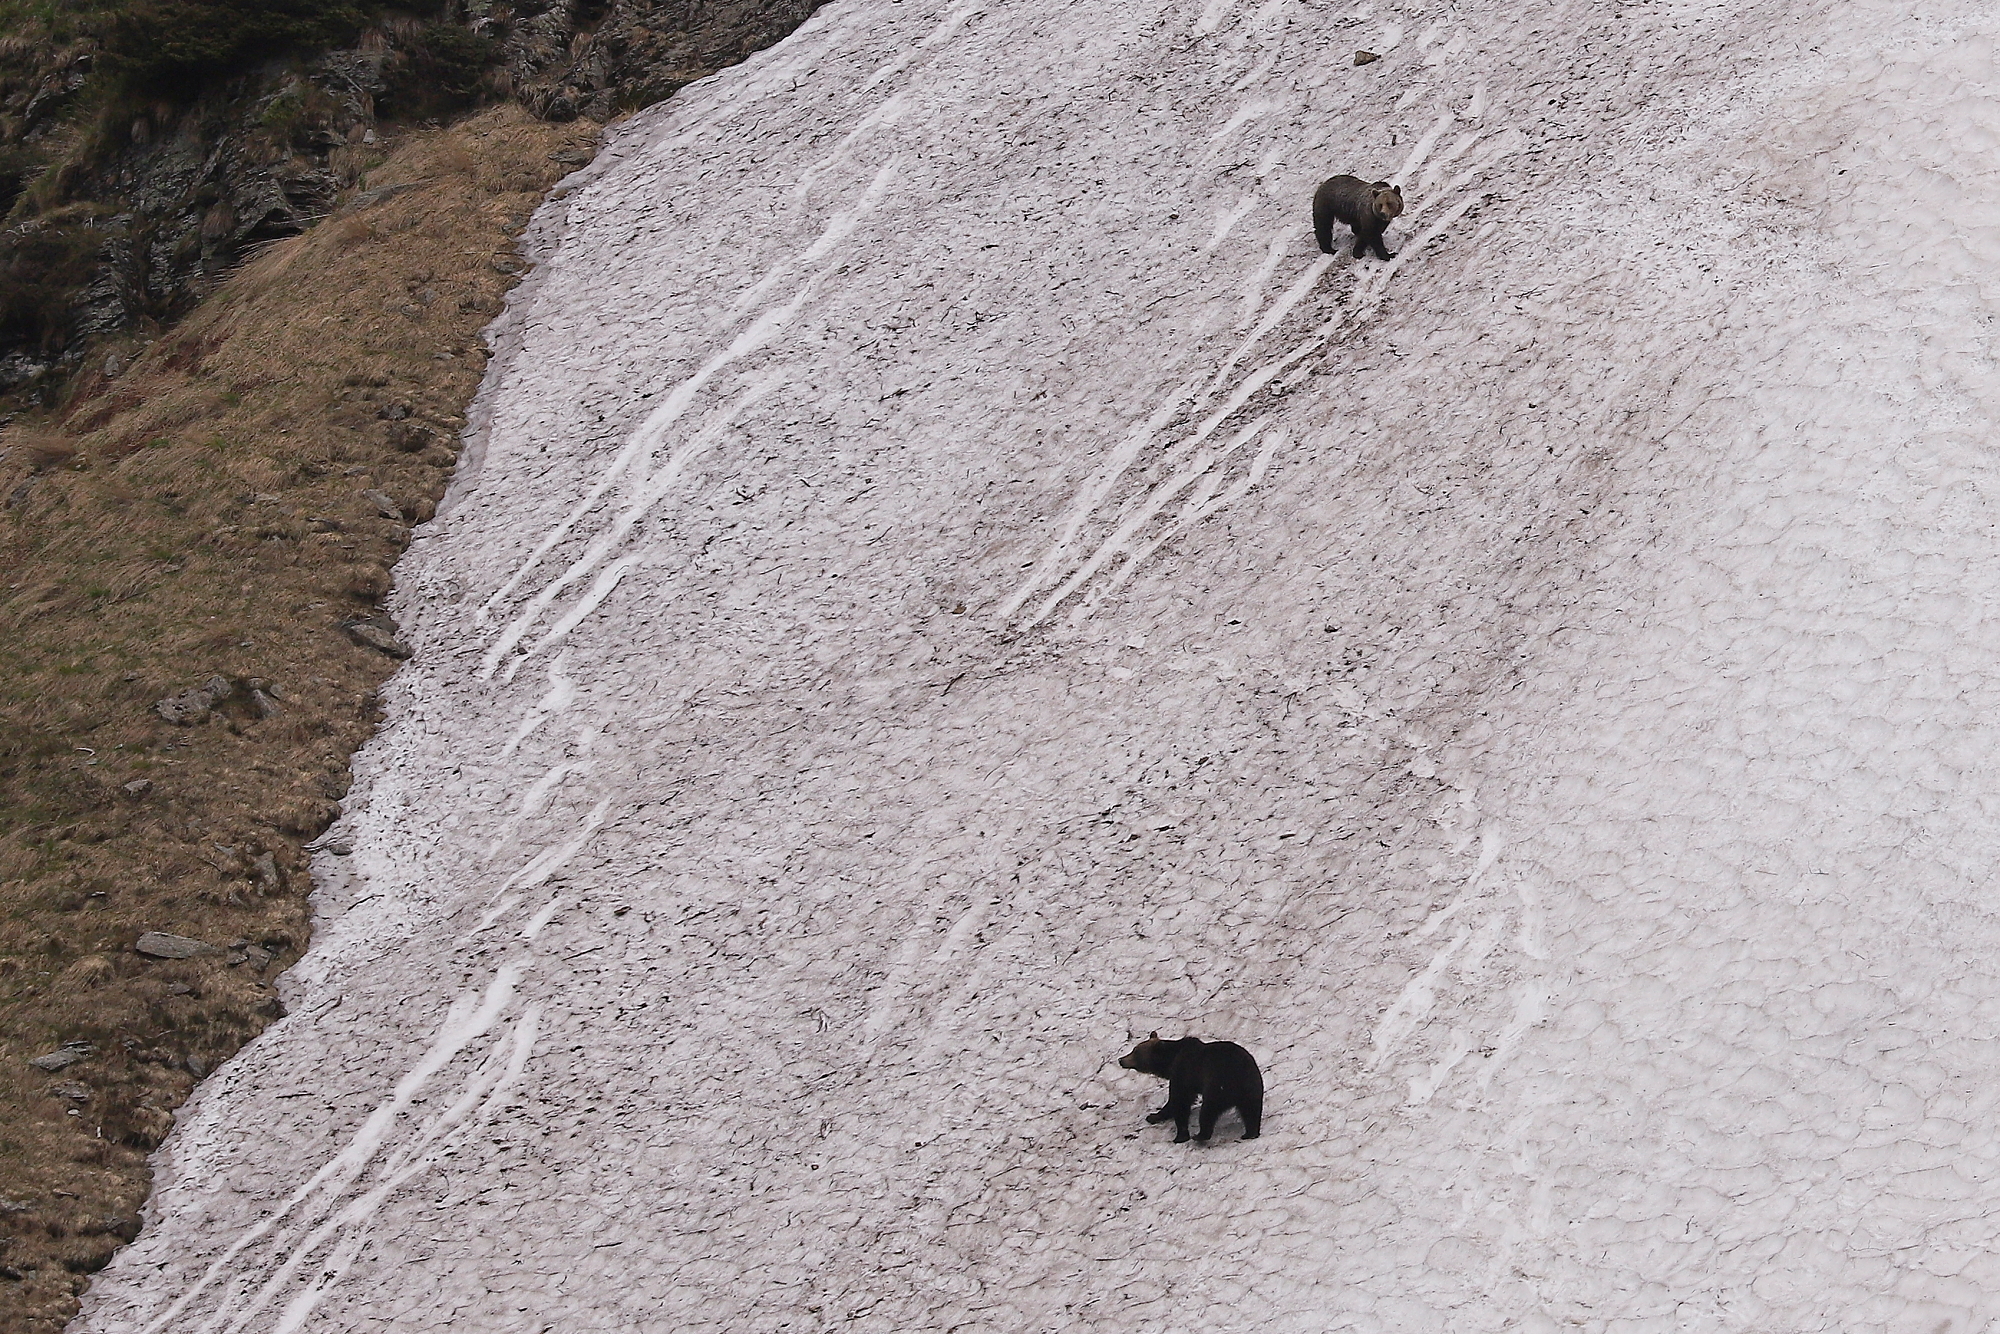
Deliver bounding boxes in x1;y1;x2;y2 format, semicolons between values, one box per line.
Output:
78;0;2000;1330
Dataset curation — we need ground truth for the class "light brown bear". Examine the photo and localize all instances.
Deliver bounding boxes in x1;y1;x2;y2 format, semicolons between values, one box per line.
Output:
1314;175;1404;261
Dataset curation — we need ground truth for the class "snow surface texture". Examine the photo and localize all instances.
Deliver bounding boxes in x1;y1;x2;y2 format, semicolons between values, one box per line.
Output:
77;1;2000;1331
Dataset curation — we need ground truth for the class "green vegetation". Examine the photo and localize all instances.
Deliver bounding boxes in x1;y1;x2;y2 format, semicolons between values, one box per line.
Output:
399;22;499;102
0;210;111;352
0;0;504;400
102;0;376;96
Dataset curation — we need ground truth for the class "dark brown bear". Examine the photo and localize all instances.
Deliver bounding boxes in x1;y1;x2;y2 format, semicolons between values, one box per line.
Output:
1313;174;1404;260
1118;1033;1264;1143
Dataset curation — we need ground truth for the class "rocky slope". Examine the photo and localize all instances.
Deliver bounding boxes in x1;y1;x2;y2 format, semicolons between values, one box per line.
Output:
0;0;823;402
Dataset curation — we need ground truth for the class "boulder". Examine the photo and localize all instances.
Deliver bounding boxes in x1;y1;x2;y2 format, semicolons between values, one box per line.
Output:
346;621;412;659
28;1042;92;1073
134;931;220;960
154;675;232;726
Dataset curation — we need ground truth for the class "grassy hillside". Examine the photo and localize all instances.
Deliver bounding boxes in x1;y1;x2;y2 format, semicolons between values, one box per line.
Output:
0;0;828;1319
0;104;593;1332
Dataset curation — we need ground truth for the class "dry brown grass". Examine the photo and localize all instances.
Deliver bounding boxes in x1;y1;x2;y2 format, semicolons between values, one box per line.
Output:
0;104;597;1332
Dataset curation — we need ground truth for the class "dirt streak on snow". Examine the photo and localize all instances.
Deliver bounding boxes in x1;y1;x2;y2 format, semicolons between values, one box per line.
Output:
79;0;2000;1331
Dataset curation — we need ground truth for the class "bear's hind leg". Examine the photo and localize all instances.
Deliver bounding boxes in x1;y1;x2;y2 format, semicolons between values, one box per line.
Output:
1240;1093;1263;1141
1165;1077;1196;1142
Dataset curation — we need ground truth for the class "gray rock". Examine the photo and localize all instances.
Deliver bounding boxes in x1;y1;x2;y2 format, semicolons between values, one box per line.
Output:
154;675;234;726
135;931;220;960
122;779;153;797
154;690;213;726
1354;49;1381;64
315;49;389;121
363;488;404;520
250;851;281;891
243;945;275;970
249;688;281;719
48;1082;89;1103
323;841;354;856
346;622;412;659
29;1042;93;1073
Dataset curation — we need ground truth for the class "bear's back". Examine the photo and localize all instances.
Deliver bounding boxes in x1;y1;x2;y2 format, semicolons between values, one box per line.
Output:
1315;175;1400;226
1191;1040;1263;1093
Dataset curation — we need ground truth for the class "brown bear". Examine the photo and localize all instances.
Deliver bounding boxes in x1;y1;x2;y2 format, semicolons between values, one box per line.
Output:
1313;175;1404;260
1118;1032;1264;1143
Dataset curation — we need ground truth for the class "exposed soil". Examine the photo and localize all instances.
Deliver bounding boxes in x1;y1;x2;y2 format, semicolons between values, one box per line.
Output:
0;105;594;1332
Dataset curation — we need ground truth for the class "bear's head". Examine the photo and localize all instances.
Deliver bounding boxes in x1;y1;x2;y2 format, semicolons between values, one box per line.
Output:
1372;183;1405;219
1119;1033;1174;1075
